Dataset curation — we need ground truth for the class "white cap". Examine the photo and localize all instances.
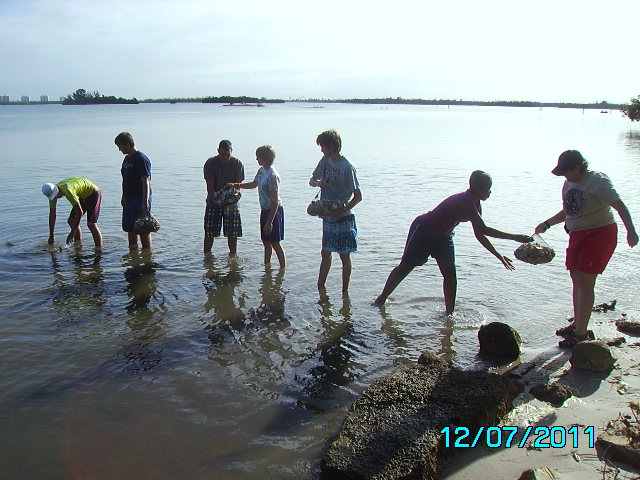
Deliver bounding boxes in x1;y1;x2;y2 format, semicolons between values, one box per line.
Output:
42;183;59;200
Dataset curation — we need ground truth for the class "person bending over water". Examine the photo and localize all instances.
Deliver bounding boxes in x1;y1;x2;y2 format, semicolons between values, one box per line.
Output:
374;170;532;314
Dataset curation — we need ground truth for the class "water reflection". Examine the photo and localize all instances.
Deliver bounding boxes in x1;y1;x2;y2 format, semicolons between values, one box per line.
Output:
49;247;106;319
249;267;288;326
622;130;640;151
203;256;247;346
300;292;358;407
122;249;158;312
121;250;165;377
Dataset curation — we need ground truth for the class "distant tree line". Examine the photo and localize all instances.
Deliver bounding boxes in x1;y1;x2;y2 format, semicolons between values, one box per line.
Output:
63;89;138;105
304;97;626;110
201;96;285;104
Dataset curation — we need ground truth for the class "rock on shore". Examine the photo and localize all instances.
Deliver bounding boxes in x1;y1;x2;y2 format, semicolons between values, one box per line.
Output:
321;351;523;480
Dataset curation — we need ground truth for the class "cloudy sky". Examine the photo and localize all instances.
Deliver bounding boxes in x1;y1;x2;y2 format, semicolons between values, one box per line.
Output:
1;0;638;103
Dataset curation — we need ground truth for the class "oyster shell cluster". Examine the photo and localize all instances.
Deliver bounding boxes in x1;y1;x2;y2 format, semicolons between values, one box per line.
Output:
307;199;346;217
514;242;555;264
211;187;242;208
133;213;161;234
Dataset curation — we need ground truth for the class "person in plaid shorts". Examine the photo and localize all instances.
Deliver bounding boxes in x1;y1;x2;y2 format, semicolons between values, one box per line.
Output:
203;140;244;254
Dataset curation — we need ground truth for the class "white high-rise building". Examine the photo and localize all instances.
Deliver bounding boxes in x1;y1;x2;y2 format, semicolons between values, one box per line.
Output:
0;95;9;102
21;96;30;102
40;95;49;102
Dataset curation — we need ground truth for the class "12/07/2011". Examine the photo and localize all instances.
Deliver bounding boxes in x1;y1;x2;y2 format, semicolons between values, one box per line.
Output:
440;426;595;449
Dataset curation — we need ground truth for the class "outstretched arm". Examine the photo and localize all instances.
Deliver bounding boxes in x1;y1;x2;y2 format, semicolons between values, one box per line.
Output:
467;205;531;270
535;210;566;234
48;208;57;245
611;200;639;247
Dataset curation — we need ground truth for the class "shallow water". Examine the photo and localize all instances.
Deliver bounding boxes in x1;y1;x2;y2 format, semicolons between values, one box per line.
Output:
1;103;639;479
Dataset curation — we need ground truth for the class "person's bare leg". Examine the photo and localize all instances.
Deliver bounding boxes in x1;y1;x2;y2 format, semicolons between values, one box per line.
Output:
437;259;457;315
128;232;139;249
374;260;414;305
228;236;237;255
140;233;152;249
339;253;352;293
570;269;597;336
272;242;286;268
318;250;332;289
204;237;214;253
263;240;273;264
88;222;103;248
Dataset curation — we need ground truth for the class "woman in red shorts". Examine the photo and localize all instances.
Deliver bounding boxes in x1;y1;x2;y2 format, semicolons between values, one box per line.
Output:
536;150;638;347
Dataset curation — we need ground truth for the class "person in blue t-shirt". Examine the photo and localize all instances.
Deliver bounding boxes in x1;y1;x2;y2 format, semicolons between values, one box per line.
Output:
309;130;362;293
115;131;153;249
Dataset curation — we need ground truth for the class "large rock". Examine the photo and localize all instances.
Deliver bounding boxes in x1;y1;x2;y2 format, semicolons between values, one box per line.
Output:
569;340;617;372
529;382;574;407
321;351;523;480
478;322;522;358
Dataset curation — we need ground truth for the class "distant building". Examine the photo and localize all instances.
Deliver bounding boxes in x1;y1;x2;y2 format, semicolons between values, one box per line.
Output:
0;95;9;102
40;95;49;102
21;95;30;102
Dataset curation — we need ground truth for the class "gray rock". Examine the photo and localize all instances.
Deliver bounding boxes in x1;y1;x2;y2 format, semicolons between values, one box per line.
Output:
321;351;523;480
478;322;522;358
517;467;557;480
529;382;574;407
616;320;640;335
569;340;617;372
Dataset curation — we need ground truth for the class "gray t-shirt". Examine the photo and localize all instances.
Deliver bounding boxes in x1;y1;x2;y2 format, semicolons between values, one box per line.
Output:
312;155;360;221
203;155;244;203
563;170;620;231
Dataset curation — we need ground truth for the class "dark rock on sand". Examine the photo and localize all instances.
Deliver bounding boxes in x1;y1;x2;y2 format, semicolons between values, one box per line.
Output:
597;431;640;468
529;382;574;407
616;320;640;335
517;467;558;480
321;351;523;480
478;322;522;358
570;341;617;372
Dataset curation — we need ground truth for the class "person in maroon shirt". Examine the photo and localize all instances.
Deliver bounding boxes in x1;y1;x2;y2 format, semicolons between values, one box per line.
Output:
374;171;532;314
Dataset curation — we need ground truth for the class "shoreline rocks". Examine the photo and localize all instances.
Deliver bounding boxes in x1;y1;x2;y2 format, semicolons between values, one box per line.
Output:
321;351;522;480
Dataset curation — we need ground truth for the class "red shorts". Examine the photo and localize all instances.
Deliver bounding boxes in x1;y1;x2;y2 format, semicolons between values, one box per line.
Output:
566;222;617;274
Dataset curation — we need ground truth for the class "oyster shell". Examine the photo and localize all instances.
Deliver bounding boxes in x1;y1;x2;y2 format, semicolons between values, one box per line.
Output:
514;242;555;264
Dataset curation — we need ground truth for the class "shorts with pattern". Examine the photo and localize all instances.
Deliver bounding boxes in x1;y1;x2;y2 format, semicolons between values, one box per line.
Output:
204;204;242;238
322;214;357;254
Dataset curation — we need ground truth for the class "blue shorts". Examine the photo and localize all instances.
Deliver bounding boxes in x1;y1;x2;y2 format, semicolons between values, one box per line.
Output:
401;216;455;266
122;196;152;233
260;206;284;243
322;214;358;254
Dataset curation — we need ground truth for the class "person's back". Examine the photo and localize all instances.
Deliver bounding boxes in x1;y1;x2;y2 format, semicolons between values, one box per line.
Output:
419;190;480;239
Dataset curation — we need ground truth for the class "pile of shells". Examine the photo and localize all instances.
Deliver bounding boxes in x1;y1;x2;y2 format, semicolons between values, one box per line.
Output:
307;199;346;217
514;242;555;264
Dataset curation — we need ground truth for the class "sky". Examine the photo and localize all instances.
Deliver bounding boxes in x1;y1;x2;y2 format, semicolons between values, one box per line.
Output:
1;0;638;103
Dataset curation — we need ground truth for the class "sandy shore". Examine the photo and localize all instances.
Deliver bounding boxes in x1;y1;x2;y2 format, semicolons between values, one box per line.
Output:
441;329;640;479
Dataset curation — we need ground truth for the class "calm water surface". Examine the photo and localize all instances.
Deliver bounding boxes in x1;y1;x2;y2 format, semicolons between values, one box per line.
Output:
1;103;639;479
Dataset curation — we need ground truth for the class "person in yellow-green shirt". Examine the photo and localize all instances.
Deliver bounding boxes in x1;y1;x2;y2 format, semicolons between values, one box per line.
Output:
41;178;103;248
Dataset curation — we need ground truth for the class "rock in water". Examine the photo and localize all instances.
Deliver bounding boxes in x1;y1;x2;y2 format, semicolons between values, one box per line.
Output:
478;322;522;358
321;351;523;480
529;382;574;407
